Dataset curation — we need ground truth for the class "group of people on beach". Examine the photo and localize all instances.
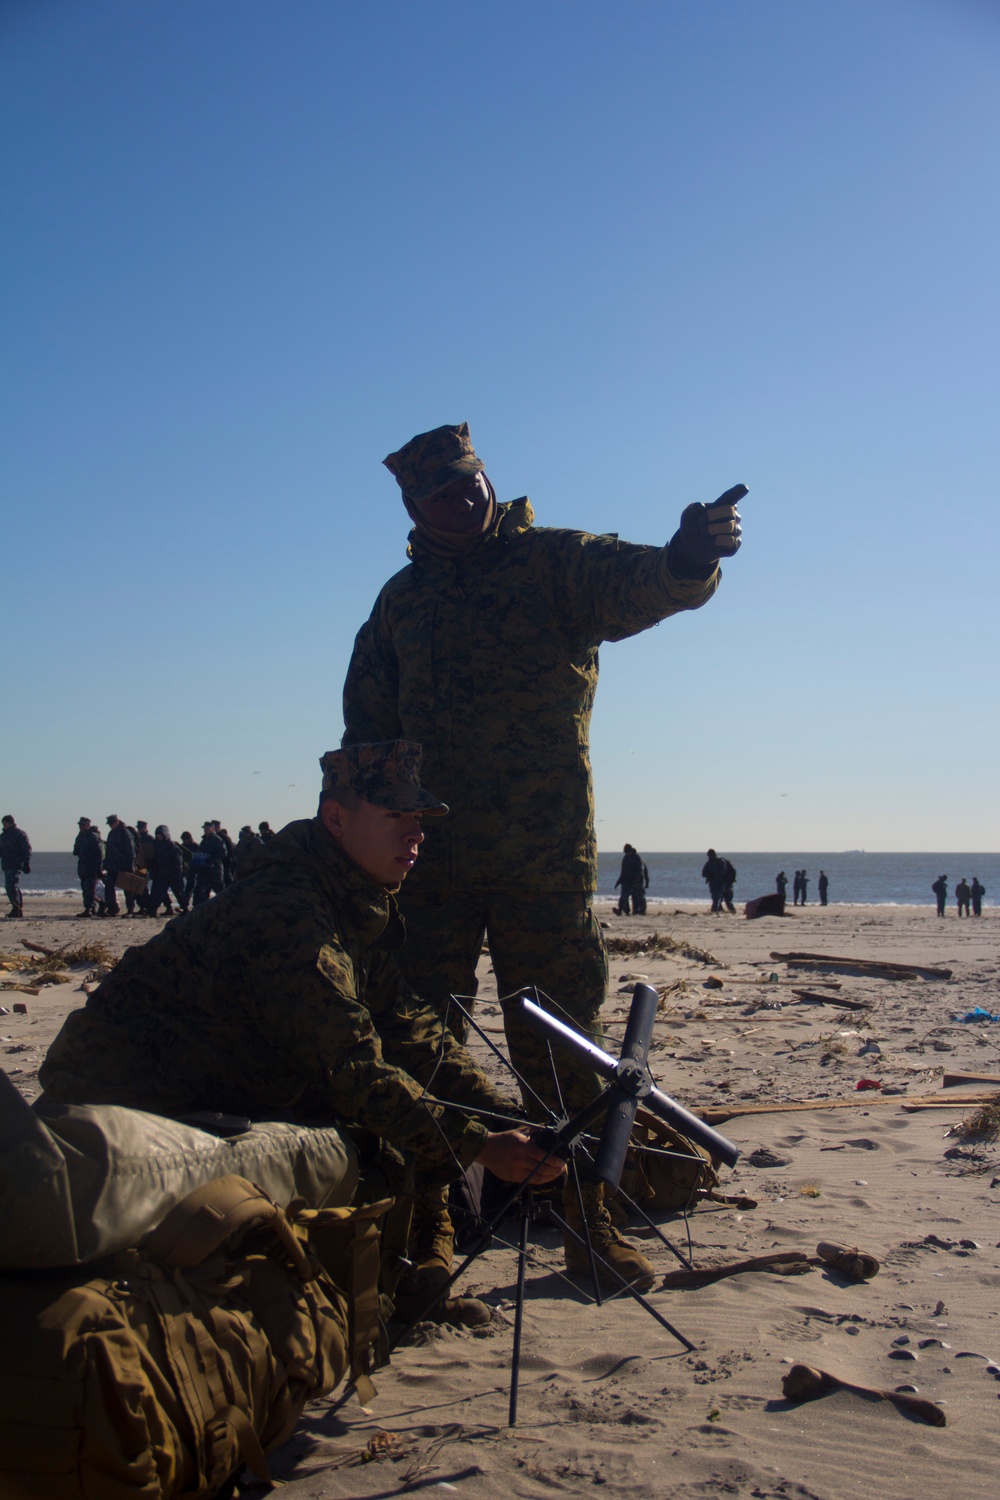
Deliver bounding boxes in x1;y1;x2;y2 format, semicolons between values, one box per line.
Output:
774;869;829;906
932;874;986;917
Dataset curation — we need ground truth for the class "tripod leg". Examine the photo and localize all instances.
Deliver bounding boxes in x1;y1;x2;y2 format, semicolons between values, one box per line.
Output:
508;1190;531;1427
568;1161;604;1307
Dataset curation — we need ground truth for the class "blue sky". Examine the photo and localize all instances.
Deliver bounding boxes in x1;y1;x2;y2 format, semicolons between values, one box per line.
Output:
2;0;998;851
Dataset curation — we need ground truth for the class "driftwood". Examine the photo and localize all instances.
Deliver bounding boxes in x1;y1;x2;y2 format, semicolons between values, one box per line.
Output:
770;951;952;982
781;1363;945;1427
698;1089;997;1125
792;989;869;1010
942;1070;1000;1087
662;1241;878;1290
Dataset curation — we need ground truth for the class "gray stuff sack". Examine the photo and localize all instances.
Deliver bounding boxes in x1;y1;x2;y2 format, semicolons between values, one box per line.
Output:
0;1068;358;1270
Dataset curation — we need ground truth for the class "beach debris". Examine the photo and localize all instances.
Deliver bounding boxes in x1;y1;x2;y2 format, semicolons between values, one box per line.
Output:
792;989;870;1010
20;938;118;970
746;1147;789;1168
12;1003;28;1015
664;1240;879;1290
704;975;725;989
0;985;41;998
856;1078;882;1090
770;951;952;982
814;1242;879;1280
952;1098;1000;1143
781;1362;945;1426
604;931;719;965
699;1087;999;1125
799;1185;821;1198
744;894;787;919
888;1348;918;1361
943;1071;1000;1087
953;1007;1000;1024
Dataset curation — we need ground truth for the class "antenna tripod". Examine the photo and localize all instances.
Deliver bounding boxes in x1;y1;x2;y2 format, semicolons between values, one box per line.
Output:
390;983;741;1426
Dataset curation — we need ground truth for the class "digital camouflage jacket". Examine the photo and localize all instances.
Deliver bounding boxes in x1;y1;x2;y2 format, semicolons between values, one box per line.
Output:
343;499;719;891
39;819;511;1172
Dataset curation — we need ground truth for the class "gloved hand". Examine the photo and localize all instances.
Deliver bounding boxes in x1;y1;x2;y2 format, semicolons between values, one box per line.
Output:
668;483;747;578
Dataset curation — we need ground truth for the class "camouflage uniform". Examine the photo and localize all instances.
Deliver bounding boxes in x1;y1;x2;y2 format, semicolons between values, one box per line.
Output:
39;816;513;1180
343;429;720;1117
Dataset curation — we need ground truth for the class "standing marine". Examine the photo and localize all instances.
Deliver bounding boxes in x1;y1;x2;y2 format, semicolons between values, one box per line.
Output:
342;421;745;1287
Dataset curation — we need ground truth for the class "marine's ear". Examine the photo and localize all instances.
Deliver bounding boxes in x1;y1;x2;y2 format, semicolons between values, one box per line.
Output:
320;798;346;840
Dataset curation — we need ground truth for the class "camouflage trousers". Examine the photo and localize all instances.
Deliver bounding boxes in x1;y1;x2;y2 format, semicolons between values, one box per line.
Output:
394;888;608;1123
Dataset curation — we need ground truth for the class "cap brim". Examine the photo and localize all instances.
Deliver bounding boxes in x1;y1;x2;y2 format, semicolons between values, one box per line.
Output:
371;789;449;816
404;455;484;505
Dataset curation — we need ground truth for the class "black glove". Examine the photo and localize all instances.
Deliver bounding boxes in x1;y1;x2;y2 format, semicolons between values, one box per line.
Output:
668;483;747;578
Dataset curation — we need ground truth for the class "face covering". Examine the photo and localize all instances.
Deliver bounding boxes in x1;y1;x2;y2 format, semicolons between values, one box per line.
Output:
403;477;498;557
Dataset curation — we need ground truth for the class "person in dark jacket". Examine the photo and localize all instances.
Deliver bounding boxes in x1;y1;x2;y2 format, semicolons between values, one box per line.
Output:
932;875;947;918
103;815;137;918
179;831;198;908
258;821;276;844
39;742;563;1326
614;845;646;915
193;822;226;906
212;821;236;888
818;870;829;906
956;878;971;918
775;870;788;902
0;816;31;919
701;849;726;914
72;817;104;916
234;824;262;878
971;878;985;917
147;826;188;917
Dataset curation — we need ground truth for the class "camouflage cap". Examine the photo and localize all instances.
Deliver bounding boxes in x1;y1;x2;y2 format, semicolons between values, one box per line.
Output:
320;741;449;815
383;422;484;504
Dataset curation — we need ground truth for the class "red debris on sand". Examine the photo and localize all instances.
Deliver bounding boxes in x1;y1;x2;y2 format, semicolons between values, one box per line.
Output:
856;1078;882;1091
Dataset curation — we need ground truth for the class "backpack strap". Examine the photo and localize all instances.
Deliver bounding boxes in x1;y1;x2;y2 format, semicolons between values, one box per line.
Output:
295;1199;393;1406
143;1174;313;1280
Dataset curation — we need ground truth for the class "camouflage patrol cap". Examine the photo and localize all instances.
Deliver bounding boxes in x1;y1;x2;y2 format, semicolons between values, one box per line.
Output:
383;422;484;503
320;741;448;815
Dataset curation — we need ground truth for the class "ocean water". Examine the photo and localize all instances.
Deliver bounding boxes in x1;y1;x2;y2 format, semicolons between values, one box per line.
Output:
20;850;998;906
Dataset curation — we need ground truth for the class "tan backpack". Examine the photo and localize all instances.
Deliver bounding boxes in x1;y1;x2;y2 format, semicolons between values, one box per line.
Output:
0;1175;391;1499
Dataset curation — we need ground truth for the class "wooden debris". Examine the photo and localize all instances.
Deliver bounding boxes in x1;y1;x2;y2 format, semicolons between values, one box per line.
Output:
942;1071;1000;1087
792;989;870;1011
699;1089;999;1125
781;1363;945;1427
770;950;952;981
0;984;41;997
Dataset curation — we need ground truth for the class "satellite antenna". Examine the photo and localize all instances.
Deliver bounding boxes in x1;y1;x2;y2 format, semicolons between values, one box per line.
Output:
391;982;740;1425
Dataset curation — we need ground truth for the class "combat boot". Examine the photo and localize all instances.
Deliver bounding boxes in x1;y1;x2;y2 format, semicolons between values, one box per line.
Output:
393;1191;492;1329
563;1180;655;1293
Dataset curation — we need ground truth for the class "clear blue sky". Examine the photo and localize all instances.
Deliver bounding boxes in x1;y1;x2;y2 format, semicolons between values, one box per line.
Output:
2;0;998;851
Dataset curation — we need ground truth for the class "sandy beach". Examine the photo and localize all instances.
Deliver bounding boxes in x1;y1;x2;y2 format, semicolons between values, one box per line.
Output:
3;896;999;1499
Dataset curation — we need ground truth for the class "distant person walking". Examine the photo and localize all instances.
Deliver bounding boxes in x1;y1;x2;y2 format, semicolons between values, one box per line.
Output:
0;815;31;919
614;844;648;915
103;815;137;918
72;817;103;916
799;870;809;906
775;870;788;903
180;832;199;909
147;826;187;917
193;821;226;906
956;878;971;918
234;825;263;878
721;855;737;914
932;875;947;918
258;821;276;844
970;878;985;917
792;870;803;905
701;849;727;914
818;870;829;906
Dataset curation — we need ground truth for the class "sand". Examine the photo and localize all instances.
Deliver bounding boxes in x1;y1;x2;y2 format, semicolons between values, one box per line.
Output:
3;897;999;1499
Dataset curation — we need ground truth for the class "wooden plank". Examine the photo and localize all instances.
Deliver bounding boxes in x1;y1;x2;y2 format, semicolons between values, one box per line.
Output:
942;1070;1000;1087
698;1089;997;1125
770;950;952;981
